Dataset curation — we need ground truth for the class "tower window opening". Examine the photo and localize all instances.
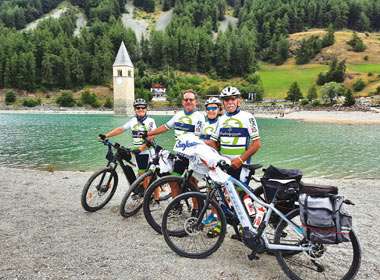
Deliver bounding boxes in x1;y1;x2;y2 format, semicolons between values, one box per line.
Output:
118;70;122;76
128;70;132;77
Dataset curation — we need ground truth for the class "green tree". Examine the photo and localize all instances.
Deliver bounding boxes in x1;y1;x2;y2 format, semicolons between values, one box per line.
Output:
286;82;303;103
321;25;335;47
307;85;318;101
56;91;76;107
347;32;366;52
320;82;346;104
5;89;16;105
344;89;355;106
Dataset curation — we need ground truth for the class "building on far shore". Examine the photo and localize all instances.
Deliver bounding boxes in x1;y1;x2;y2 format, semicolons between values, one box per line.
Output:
112;41;134;115
150;83;167;101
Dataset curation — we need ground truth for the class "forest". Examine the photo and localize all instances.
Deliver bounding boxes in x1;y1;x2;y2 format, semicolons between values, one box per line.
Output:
0;0;379;95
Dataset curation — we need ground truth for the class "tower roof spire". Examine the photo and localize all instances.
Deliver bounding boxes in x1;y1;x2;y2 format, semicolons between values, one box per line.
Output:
113;41;133;67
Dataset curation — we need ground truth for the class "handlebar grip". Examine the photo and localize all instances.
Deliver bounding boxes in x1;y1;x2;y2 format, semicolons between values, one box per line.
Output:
99;134;106;140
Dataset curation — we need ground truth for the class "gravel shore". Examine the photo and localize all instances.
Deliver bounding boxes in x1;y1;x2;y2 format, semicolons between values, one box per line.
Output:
0;167;379;279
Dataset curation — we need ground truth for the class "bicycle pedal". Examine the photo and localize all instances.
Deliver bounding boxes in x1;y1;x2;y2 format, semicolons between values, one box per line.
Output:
247;252;260;261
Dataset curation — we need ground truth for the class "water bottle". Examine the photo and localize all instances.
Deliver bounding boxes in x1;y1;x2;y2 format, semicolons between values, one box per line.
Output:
253;202;266;229
243;194;255;216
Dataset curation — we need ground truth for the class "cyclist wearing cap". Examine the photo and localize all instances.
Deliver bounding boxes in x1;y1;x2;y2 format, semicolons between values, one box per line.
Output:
200;97;222;141
101;99;159;198
207;86;261;183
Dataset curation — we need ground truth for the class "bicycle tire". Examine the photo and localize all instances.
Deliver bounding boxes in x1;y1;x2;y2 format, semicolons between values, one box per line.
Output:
143;175;198;234
162;191;227;259
274;209;361;280
81;167;118;212
120;170;155;218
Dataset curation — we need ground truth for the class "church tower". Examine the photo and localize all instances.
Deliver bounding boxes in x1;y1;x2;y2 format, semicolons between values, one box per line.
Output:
113;41;134;115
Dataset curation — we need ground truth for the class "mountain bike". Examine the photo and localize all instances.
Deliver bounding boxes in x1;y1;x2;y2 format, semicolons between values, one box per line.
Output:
81;138;137;212
162;160;361;280
119;141;176;217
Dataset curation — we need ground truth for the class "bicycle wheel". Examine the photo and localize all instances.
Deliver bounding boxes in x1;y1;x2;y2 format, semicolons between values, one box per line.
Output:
120;170;155;218
143;175;197;234
274;209;361;280
162;191;226;259
81;167;118;212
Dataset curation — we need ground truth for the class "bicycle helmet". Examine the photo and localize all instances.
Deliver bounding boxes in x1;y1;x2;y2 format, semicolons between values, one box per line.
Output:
133;98;147;107
220;86;241;98
204;97;222;107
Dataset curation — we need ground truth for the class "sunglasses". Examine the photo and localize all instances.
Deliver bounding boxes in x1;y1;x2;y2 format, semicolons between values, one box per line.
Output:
183;98;195;102
206;106;218;111
135;106;147;110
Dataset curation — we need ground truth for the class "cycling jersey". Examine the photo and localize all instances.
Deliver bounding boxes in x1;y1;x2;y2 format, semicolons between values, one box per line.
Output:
200;118;219;140
211;108;260;160
164;110;205;140
122;115;157;154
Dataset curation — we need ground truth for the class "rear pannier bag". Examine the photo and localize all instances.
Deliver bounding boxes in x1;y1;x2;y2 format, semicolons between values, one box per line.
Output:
299;193;352;244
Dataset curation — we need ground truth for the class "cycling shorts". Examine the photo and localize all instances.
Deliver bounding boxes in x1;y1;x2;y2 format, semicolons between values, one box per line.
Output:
135;154;149;171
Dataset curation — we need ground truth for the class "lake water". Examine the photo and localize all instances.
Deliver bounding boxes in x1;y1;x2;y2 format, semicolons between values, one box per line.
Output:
1;113;379;179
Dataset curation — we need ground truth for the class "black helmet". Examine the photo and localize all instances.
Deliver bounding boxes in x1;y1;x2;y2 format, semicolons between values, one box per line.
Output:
133;98;147;107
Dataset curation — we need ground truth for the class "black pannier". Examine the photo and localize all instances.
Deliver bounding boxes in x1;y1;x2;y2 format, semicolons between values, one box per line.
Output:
299;184;352;244
261;166;302;214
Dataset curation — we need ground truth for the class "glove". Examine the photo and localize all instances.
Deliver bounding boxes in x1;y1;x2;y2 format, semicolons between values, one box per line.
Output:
98;134;106;140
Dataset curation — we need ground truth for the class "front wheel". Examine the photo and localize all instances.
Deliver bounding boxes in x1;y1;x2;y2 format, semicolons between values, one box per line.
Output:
119;170;155;218
274;209;361;280
162;191;226;259
81;167;118;212
143;175;197;234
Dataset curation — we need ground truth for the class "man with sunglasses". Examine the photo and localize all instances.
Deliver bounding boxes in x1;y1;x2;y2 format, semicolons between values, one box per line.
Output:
147;89;205;197
208;86;261;182
200;97;222;141
101;99;158;198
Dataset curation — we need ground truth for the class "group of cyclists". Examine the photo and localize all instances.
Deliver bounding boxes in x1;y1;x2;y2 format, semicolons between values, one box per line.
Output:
101;86;262;235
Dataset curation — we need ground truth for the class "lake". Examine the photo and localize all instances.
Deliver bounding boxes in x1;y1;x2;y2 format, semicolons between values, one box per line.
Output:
1;113;379;179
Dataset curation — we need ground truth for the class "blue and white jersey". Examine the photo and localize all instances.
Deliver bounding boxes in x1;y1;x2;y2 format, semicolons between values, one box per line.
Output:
211;109;260;160
122;116;157;154
200;118;219;141
164;110;205;140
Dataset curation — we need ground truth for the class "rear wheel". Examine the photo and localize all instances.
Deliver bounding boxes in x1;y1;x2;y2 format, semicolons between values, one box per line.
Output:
120;170;155;218
81;167;118;212
275;209;361;280
162;192;226;259
143;175;197;234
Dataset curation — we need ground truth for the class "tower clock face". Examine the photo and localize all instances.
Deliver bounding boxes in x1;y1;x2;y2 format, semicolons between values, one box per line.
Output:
116;77;123;85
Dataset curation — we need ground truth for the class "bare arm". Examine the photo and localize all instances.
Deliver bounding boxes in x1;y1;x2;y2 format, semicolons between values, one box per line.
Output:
105;127;124;138
205;139;219;150
147;125;169;137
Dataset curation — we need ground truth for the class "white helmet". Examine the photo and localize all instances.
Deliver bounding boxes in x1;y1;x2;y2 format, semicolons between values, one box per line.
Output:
220;86;240;98
204;97;222;107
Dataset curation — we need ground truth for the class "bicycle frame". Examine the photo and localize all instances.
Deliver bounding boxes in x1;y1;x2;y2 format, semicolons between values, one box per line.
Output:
222;175;308;252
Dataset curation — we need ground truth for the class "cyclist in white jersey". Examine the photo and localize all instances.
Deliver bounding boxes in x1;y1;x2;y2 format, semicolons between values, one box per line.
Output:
200;97;222;141
101;99;159;199
207;86;261;183
147;89;205;198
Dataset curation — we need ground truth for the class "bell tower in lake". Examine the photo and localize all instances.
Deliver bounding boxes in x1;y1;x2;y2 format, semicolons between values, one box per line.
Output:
113;41;134;115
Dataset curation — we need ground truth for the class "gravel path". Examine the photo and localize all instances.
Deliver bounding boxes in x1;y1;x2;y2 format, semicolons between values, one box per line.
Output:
155;9;173;31
0;167;379;279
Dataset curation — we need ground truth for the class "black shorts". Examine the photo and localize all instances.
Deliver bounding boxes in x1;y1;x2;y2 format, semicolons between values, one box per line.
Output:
173;157;189;175
135;154;149;171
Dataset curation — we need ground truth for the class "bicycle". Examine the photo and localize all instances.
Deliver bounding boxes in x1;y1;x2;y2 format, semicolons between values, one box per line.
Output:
119;141;176;218
81;137;137;212
162;160;361;280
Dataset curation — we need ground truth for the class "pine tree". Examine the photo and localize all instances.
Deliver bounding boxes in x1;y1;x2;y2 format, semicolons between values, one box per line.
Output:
286;82;303;103
307;85;318;101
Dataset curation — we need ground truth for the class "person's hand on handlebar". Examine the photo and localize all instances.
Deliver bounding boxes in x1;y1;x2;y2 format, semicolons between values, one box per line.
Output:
98;134;107;141
231;157;244;170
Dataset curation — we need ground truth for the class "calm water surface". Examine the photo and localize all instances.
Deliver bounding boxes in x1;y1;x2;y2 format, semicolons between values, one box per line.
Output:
1;113;379;179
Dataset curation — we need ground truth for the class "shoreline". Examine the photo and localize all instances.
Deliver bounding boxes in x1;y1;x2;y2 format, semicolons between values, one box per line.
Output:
0;166;378;279
1;108;380;124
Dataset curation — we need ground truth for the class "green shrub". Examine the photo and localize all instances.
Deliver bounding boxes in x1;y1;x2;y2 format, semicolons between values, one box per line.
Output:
104;97;113;108
320;82;346;104
307;85;318;101
352;79;366;92
300;99;309;106
368;72;373;77
347;32;366;52
312;99;321;107
56;91;75;107
5;90;16;105
344;89;355;106
206;86;220;97
22;98;41;107
364;55;369;61
80;90;99;108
